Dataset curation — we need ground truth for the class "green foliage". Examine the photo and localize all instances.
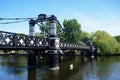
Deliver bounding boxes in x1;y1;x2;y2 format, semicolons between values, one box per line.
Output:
56;22;65;41
36;21;63;39
33;18;120;55
36;19;82;43
114;35;120;43
39;21;49;38
93;30;120;54
81;31;90;38
81;31;90;44
63;19;82;43
35;32;42;37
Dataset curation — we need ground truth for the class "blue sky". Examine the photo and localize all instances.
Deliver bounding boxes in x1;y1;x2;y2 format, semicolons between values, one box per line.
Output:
0;0;120;36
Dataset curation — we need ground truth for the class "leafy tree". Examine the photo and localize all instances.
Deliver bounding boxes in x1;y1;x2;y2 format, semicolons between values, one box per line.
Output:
35;32;42;37
39;21;49;38
36;21;64;39
114;35;120;43
81;31;90;44
81;31;90;38
92;30;120;54
63;19;82;43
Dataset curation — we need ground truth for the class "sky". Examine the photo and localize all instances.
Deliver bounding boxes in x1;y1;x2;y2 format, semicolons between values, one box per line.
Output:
0;0;120;36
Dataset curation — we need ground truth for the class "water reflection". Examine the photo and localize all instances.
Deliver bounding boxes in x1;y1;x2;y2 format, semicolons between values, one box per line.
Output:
0;56;27;80
0;56;27;74
48;70;59;80
1;55;120;80
28;69;36;80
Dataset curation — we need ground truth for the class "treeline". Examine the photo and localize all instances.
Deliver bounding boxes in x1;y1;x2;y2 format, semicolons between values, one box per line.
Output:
36;19;120;55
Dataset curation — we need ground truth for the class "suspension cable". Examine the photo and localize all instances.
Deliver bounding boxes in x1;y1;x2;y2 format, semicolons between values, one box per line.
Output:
0;17;37;24
0;17;37;20
0;20;28;24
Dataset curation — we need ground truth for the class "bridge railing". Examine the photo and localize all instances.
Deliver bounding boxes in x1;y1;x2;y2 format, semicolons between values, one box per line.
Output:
0;31;48;49
60;42;90;50
0;31;90;50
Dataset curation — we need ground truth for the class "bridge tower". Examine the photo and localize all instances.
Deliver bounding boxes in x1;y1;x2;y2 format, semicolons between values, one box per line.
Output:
29;19;36;36
28;14;60;70
48;15;60;70
89;40;95;58
28;19;36;68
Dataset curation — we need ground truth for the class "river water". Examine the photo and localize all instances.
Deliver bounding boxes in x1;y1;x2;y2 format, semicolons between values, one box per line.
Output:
0;55;120;80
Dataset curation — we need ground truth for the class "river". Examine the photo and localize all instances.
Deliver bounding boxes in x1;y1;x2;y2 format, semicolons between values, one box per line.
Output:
0;55;120;80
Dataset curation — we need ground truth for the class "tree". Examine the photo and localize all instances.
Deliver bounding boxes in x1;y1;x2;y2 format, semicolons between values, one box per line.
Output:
35;32;42;37
39;21;49;38
81;31;90;44
63;19;82;43
114;35;120;43
36;21;64;39
92;30;120;54
81;31;90;38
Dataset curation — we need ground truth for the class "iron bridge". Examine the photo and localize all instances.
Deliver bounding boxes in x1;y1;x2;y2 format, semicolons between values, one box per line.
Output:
0;31;90;50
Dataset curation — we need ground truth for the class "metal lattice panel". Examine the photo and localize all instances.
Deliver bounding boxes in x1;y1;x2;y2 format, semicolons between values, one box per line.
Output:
0;31;47;49
0;31;89;50
0;31;14;46
13;34;27;46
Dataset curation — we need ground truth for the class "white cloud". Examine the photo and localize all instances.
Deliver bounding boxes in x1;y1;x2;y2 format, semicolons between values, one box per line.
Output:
65;12;100;33
103;24;120;36
59;11;120;36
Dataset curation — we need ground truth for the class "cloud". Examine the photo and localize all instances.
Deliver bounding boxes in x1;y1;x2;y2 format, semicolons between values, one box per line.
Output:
103;24;120;36
60;11;120;36
67;12;100;32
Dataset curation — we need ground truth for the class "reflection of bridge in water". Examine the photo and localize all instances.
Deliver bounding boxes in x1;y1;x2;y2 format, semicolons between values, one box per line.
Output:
0;14;96;70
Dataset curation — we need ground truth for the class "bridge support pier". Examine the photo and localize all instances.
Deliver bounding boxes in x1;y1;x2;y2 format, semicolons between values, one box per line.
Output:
94;46;98;56
49;51;59;70
27;51;36;68
80;50;84;57
48;15;60;70
89;40;95;58
89;48;94;58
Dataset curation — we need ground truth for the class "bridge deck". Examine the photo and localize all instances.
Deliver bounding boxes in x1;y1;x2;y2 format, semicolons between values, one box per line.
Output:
0;31;90;50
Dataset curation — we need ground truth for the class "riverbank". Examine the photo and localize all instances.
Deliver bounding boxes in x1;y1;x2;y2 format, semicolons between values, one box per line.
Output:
96;53;120;56
0;50;4;54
